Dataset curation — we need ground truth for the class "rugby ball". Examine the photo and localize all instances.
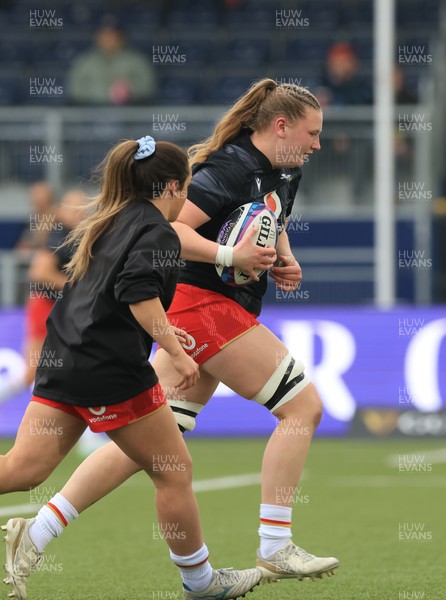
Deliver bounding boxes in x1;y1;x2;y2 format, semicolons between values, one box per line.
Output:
216;201;278;286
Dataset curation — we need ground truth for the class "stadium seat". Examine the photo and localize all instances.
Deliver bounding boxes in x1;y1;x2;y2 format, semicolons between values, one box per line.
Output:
284;36;333;62
45;38;91;66
0;76;19;105
157;75;202;104
338;1;373;28
349;34;374;61
175;38;215;66
122;7;162;31
225;3;277;31
0;38;35;65
217;37;271;66
205;74;257;104
294;2;341;29
169;9;220;31
396;0;440;25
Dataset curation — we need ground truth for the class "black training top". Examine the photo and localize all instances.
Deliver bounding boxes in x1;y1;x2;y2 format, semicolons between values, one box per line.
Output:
179;130;302;315
33;200;180;407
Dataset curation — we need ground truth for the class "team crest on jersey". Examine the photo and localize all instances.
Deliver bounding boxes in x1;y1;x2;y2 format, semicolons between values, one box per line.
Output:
263;191;282;220
263;191;286;233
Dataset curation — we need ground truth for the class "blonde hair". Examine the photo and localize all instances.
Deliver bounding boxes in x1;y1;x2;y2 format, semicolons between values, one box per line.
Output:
64;140;189;283
188;78;320;165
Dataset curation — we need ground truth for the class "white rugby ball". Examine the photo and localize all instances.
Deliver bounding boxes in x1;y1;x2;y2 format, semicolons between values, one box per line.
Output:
215;201;278;286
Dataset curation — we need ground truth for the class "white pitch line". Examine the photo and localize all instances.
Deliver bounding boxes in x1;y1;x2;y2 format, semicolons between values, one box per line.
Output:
328;475;446;487
0;473;263;518
192;472;261;492
386;447;446;467
0;504;42;518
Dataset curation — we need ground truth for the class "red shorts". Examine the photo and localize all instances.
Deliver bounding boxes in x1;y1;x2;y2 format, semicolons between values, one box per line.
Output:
26;297;55;339
166;284;260;365
31;384;166;433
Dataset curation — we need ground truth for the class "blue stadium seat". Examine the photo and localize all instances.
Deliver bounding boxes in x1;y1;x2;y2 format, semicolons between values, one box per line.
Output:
169;9;220;31
284;36;332;62
225;4;277;30
349;34;374;61
157;75;202;104
153;38;214;67
46;38;91;66
122;7;162;31
217;37;271;66
396;0;439;25
0;75;19;105
294;2;341;29
205;74;256;104
0;38;35;65
339;1;373;28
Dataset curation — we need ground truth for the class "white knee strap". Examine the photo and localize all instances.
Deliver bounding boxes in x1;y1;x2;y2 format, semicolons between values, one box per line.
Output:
169;400;204;432
252;353;310;412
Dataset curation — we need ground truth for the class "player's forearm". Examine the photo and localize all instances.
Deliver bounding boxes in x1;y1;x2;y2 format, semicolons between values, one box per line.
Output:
276;229;295;261
172;221;218;263
129;297;184;357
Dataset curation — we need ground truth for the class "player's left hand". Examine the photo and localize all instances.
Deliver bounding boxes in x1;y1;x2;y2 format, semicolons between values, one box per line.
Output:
269;255;302;291
172;326;189;346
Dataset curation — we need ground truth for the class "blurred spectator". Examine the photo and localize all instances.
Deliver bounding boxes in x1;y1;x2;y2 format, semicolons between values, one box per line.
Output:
15;181;55;254
314;43;372;203
67;18;156;105
394;66;418;188
394;65;418;104
0;190;87;405
317;42;372;107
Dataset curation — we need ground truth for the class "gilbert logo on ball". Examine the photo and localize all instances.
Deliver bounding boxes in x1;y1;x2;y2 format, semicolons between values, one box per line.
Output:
216;202;278;286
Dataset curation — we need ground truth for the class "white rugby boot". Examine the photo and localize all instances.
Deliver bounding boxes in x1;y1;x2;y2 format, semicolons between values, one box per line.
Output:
2;518;43;599
256;542;339;582
183;567;262;599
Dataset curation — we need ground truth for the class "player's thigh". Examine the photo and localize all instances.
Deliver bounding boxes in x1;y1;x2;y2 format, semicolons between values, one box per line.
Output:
153;348;219;406
5;402;86;482
107;404;192;481
202;324;291;399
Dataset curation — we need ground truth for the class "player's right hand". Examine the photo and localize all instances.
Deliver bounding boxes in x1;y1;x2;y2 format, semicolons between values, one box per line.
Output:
170;351;199;390
233;227;277;281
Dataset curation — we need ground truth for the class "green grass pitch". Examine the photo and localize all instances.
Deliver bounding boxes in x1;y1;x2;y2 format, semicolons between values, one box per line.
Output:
0;437;444;600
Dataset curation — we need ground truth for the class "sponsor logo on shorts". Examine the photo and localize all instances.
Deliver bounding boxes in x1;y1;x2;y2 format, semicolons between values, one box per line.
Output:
191;343;209;359
87;406;117;423
181;334;196;351
88;406;106;416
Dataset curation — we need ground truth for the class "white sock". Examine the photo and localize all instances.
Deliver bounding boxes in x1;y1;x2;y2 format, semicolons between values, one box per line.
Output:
170;543;213;591
258;504;292;559
29;493;78;553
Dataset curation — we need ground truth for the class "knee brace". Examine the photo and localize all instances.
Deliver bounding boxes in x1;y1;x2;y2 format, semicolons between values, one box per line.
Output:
251;352;310;412
169;400;204;432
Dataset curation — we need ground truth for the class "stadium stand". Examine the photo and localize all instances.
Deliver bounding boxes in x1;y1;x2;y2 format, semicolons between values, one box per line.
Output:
0;0;442;304
0;0;438;106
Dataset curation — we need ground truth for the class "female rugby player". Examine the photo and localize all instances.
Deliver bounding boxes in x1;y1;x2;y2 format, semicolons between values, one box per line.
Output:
0;137;262;600
5;79;339;588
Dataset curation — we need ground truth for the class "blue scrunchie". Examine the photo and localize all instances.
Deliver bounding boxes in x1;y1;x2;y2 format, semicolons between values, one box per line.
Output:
134;135;156;160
